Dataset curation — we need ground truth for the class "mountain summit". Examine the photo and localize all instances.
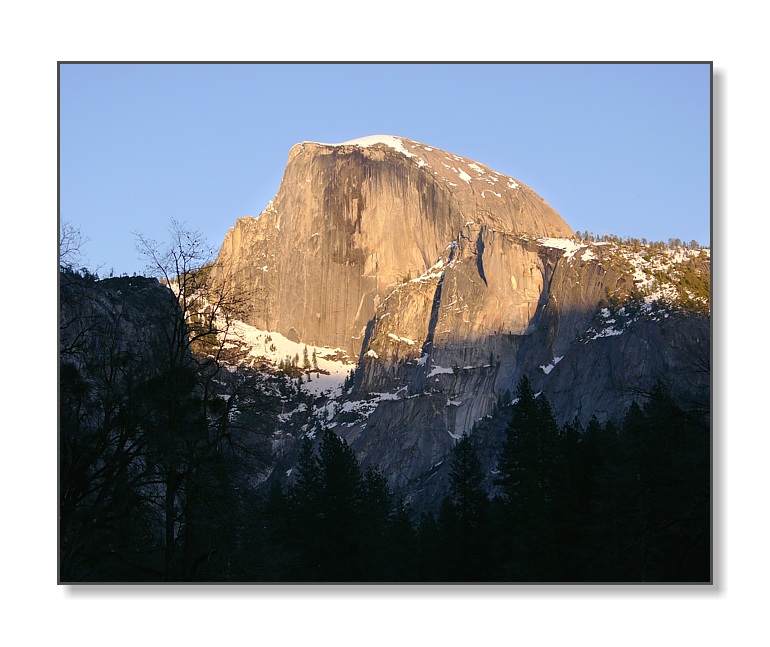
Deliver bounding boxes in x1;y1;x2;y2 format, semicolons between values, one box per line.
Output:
214;135;573;355
212;136;708;508
59;135;710;581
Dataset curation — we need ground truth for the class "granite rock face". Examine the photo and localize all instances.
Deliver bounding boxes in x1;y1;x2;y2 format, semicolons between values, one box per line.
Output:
344;231;709;498
60;273;181;374
213;136;573;355
213;136;710;506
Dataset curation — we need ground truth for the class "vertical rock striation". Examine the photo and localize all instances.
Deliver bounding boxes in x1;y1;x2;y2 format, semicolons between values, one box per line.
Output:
213;135;709;506
214;135;573;355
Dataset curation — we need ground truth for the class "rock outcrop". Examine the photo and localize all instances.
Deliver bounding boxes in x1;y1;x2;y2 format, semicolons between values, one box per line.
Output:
213;135;710;509
60;273;181;374
213;136;573;356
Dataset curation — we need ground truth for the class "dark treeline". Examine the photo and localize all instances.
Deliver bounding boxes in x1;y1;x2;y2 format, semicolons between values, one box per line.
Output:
59;267;709;584
61;302;710;583
238;376;710;583
59;221;709;583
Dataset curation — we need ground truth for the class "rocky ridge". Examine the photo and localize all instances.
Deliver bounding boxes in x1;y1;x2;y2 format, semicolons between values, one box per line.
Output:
210;136;710;507
213;135;573;356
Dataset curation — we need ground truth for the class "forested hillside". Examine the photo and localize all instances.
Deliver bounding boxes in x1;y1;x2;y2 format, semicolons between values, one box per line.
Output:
60;261;709;582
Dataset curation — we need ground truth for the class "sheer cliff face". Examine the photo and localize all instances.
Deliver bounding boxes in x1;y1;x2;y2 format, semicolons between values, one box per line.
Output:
349;232;710;495
214;136;573;354
214;136;709;502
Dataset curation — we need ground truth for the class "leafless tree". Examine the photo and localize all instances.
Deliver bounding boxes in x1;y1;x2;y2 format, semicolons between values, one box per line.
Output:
132;219;272;580
59;220;88;272
60;219;275;581
133;218;250;366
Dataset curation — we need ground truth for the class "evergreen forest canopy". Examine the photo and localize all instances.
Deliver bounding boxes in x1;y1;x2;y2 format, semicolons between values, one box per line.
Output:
61;309;709;583
238;377;709;583
59;221;710;583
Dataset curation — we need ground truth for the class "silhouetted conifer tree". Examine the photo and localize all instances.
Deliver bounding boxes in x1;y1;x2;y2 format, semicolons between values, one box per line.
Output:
360;464;393;578
384;499;418;581
495;376;561;580
631;383;710;581
283;438;323;580
315;429;366;581
440;433;491;580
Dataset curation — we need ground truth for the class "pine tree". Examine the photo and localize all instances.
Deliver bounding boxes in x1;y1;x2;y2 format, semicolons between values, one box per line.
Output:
292;438;321;510
633;383;710;582
442;433;491;580
284;438;322;580
552;416;585;579
496;377;560;503
360;464;394;578
315;429;365;581
553;415;607;580
592;401;647;580
238;481;292;581
495;376;561;580
384;499;418;581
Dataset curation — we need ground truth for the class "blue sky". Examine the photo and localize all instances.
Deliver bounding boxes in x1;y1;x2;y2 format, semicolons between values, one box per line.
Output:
60;62;711;276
